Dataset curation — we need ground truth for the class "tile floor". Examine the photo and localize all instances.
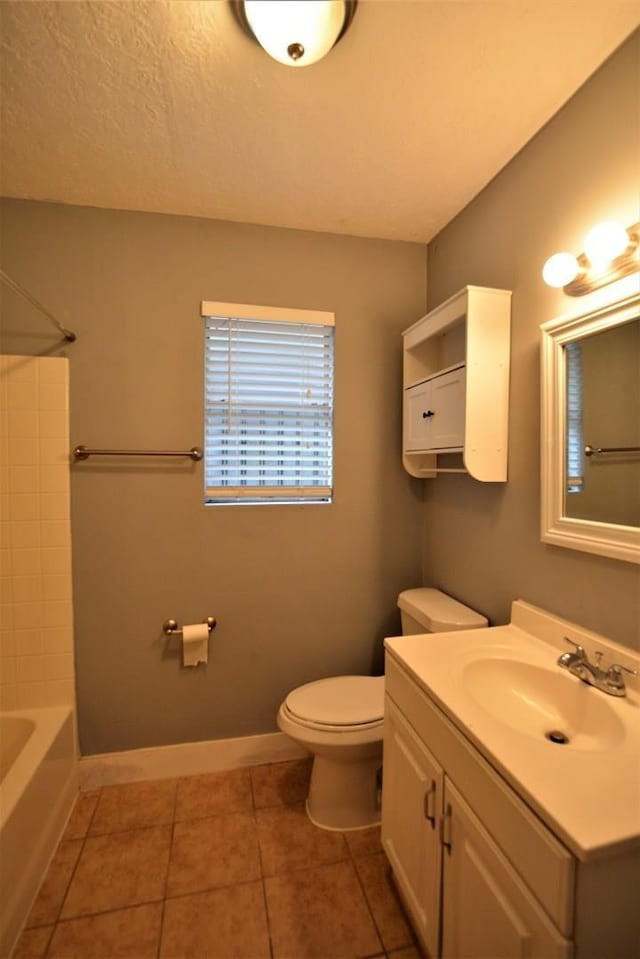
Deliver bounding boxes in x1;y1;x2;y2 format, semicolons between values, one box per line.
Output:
13;759;422;959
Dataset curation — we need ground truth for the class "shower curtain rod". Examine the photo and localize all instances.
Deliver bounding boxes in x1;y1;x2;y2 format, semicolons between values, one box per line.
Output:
0;268;77;342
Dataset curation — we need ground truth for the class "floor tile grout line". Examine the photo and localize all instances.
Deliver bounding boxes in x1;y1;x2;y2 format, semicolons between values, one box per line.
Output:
41;791;98;942
41;896;166;926
87;779;178;838
162;875;270;905
260;876;276;959
250;783;276;959
32;921;56;959
351;854;388;958
157;780;180;959
52;840;82;926
38;897;168;953
249;765;258;810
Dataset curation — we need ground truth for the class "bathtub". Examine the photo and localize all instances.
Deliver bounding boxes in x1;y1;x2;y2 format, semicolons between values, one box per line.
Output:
0;707;77;958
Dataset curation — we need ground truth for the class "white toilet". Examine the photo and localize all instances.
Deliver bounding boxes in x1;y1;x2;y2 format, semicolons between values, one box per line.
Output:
277;588;488;831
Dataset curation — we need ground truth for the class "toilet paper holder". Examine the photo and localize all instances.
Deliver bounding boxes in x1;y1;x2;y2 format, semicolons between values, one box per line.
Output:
162;616;216;637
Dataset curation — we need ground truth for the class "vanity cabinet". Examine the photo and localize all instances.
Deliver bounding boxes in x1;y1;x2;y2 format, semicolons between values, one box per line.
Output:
382;688;569;959
383;651;640;959
402;285;511;480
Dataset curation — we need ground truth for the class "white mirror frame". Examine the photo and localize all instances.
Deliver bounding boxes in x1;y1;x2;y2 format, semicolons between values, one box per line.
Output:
540;288;640;565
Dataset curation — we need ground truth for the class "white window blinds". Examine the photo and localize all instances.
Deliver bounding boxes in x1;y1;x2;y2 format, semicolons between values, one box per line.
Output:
202;302;334;504
565;341;583;493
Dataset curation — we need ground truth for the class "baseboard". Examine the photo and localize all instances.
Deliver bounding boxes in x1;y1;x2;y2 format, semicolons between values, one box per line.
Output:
78;731;309;790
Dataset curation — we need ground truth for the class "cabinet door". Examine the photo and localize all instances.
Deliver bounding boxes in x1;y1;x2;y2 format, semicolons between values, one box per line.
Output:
405;380;435;451
429;367;466;449
404;367;466;453
441;781;571;959
382;695;444;959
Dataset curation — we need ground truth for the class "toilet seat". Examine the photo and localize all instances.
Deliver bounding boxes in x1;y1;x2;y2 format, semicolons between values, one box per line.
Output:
284;676;384;731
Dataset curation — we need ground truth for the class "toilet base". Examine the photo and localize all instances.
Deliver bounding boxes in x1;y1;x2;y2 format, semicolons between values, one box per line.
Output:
305;750;382;831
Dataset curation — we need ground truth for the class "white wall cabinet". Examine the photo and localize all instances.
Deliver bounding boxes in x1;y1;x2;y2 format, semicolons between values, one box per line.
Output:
382;653;638;959
402;286;511;480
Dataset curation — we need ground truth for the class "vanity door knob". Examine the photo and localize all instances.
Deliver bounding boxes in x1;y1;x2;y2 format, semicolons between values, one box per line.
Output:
424;781;437;828
422;410;435;419
439;803;453;853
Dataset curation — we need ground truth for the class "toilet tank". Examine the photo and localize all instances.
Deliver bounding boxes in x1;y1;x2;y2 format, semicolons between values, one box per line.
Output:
397;588;488;634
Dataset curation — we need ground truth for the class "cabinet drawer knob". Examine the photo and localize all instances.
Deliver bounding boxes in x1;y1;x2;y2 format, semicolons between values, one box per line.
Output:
422;410;435;419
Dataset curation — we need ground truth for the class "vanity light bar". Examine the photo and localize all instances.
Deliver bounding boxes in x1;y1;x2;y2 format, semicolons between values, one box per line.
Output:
542;221;639;296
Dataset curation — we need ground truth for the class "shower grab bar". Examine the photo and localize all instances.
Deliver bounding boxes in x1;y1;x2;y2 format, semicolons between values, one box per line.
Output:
584;445;640;457
0;268;77;342
73;445;203;461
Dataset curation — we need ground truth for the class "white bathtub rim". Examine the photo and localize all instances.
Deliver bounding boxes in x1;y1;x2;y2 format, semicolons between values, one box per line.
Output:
0;706;77;959
79;730;309;789
0;706;75;826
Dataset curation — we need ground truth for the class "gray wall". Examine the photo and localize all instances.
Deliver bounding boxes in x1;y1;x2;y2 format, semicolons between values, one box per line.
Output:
423;32;640;648
0;201;426;752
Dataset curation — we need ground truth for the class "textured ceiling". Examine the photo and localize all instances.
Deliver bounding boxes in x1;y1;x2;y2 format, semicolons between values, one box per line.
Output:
1;2;638;242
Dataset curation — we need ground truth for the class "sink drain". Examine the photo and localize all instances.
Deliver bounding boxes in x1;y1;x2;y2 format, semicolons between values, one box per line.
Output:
546;730;570;745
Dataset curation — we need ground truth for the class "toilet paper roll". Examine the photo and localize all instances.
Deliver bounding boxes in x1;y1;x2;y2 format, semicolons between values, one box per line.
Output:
182;623;209;667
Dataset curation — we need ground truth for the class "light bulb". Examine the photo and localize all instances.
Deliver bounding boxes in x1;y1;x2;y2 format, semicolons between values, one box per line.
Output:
583;221;629;272
243;0;347;67
542;252;580;288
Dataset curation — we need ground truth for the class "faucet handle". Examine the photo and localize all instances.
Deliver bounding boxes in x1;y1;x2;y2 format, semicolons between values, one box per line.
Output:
604;663;637;693
607;663;637;677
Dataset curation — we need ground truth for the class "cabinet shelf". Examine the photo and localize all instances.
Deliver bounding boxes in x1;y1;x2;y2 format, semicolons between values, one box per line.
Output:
407;360;466;390
402;286;511;481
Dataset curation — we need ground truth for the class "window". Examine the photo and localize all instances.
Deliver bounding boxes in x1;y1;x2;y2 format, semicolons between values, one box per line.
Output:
202;301;334;505
565;341;583;493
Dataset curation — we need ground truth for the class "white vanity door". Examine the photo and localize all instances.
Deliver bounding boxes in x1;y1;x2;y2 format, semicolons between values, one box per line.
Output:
441;780;571;959
381;695;444;959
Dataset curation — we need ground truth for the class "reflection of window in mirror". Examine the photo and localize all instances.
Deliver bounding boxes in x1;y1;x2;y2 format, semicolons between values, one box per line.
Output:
565;342;583;494
564;319;640;527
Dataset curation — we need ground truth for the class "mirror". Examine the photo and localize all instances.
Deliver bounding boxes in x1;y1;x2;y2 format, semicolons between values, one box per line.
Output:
541;289;640;564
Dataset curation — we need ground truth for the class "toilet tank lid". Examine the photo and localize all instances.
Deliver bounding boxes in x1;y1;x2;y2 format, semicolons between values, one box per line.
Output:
397;588;488;632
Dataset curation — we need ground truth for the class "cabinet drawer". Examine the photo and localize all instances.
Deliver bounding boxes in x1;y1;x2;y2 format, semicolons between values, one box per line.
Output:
385;655;575;936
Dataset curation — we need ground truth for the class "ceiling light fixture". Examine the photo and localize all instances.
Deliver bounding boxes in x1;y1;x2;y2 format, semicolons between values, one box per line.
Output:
542;220;639;296
232;0;357;67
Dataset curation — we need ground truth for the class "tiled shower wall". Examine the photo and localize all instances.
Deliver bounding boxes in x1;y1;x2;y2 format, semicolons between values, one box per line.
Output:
0;355;75;710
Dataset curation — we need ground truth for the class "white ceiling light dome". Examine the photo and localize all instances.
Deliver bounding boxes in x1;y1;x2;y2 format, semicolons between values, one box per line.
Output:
238;0;357;67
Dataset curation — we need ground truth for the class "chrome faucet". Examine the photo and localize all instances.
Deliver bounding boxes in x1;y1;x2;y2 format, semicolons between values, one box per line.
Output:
557;637;637;697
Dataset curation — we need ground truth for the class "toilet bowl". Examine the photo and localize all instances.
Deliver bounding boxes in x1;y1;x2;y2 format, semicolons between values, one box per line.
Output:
277;588;488;831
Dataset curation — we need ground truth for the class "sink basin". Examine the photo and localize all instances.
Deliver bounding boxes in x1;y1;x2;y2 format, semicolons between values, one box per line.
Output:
462;658;626;750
